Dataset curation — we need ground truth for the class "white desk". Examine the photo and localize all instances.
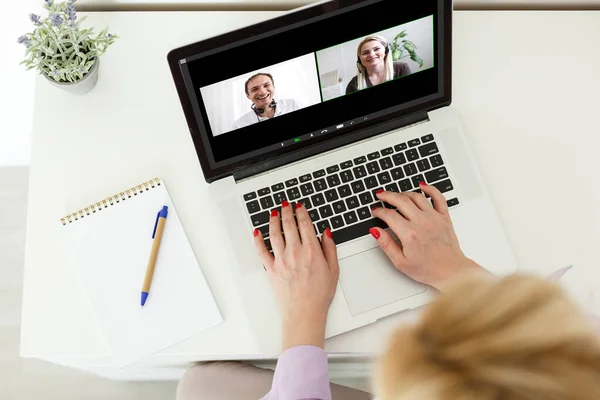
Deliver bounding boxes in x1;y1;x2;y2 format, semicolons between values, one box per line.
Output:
21;11;600;380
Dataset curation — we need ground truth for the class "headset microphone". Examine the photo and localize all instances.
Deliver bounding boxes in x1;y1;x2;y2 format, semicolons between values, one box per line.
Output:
252;99;277;115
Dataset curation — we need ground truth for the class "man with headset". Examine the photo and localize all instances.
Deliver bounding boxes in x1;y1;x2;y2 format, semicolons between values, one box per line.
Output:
232;73;301;130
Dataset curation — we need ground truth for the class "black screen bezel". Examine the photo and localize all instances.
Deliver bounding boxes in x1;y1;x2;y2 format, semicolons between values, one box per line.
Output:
167;0;452;183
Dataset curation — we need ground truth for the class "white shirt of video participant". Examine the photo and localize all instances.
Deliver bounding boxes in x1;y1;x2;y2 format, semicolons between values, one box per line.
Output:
232;74;301;130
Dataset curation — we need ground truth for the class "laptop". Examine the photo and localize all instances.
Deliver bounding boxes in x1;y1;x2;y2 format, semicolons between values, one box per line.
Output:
168;0;518;356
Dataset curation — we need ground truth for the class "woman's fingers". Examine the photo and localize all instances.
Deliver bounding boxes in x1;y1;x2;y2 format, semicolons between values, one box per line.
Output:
321;228;340;278
419;183;449;215
295;203;319;247
269;208;285;258
371;205;410;236
280;200;301;247
404;188;432;212
253;229;274;272
368;226;408;272
376;191;420;220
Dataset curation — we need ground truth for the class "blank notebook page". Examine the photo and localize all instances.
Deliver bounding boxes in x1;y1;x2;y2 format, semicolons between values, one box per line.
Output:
60;179;223;367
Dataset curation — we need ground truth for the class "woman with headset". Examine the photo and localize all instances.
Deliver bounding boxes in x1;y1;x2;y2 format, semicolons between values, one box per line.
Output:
346;35;412;95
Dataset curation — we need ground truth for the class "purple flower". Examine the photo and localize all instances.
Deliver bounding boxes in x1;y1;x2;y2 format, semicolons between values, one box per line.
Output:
66;2;77;26
29;13;42;25
107;33;112;38
45;0;53;5
50;13;63;26
17;35;31;47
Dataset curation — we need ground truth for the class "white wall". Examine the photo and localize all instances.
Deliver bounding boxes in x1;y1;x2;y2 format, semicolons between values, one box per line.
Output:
0;2;42;166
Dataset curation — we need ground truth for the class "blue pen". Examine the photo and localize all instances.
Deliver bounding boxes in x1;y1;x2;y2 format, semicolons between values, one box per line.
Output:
141;205;168;307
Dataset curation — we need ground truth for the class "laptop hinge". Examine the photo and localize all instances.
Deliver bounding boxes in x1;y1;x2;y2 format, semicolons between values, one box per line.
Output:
233;110;429;182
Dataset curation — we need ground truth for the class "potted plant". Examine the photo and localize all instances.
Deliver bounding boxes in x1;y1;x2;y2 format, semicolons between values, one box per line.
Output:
391;30;424;68
17;0;118;94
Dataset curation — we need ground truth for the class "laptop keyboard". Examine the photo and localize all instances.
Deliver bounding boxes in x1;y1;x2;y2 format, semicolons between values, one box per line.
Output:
243;134;459;254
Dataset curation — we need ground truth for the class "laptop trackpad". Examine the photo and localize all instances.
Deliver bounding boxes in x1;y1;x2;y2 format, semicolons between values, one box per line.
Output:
338;247;426;316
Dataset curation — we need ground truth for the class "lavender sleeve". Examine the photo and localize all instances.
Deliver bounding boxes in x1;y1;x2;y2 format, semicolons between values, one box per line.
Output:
260;345;331;400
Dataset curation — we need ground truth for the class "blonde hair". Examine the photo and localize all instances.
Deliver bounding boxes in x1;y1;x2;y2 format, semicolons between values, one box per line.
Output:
356;35;394;91
375;273;600;400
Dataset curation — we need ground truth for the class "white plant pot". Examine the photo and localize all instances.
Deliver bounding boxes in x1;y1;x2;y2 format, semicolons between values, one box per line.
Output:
44;58;100;95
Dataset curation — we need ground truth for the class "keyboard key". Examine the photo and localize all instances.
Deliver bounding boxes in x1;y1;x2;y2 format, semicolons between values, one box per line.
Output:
260;196;274;210
353;156;367;165
338;185;352;198
417;158;431;172
408;138;421;147
319;205;334;219
251;211;270;227
316;220;331;234
340;161;353;169
308;209;320;222
314;178;327;192
324;189;339;202
391;167;405;180
447;198;460;207
381;147;394;156
273;192;287;205
357;207;371;220
298;197;313;210
330;215;345;229
313;169;326;178
359;191;373;205
418;142;439;158
351;180;365;194
343;211;358;225
246;200;260;214
285;178;298;188
406;149;419;161
340;170;354;183
364;176;378;189
372;188;383;199
244;192;257;201
394;143;407;152
404;163;418;176
425;167;449;183
331;218;388;245
432;179;454;193
377;171;392;185
379;157;393;170
332;201;347;214
299;174;312;183
398;179;412;192
327;174;341;187
311;193;326;207
430;154;444;167
353;165;367;179
257;187;270;196
345;196;360;210
385;183;400;193
392;153;407;166
256;224;270;238
371;201;384;210
421;134;434;143
327;165;340;174
271;183;284;192
411;174;425;188
366;161;380;174
300;183;315;196
367;152;380;160
286;187;301;200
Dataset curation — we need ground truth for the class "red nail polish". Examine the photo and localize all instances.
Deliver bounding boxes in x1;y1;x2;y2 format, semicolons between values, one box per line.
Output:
253;229;259;237
271;209;278;217
369;228;381;239
295;203;303;209
419;181;426;186
282;200;289;207
325;228;333;239
376;189;384;194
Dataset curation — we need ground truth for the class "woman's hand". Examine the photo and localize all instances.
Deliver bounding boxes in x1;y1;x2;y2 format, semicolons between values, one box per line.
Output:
371;183;485;291
254;201;339;351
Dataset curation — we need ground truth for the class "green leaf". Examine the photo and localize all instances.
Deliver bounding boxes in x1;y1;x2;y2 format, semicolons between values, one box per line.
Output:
410;53;424;68
394;30;407;40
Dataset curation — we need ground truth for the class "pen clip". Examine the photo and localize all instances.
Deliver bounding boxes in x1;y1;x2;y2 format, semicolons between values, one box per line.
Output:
152;205;169;238
152;211;160;239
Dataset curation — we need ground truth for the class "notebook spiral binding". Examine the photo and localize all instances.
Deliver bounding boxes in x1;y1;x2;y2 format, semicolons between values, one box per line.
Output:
60;178;162;226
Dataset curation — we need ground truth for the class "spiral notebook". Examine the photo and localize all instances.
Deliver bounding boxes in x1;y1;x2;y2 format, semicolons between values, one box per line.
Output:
59;178;223;367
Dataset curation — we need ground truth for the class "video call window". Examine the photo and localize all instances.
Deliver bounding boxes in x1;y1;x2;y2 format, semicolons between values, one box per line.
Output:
315;15;434;102
200;54;322;137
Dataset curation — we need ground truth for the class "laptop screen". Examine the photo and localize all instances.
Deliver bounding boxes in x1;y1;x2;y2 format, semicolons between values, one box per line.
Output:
171;0;449;182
